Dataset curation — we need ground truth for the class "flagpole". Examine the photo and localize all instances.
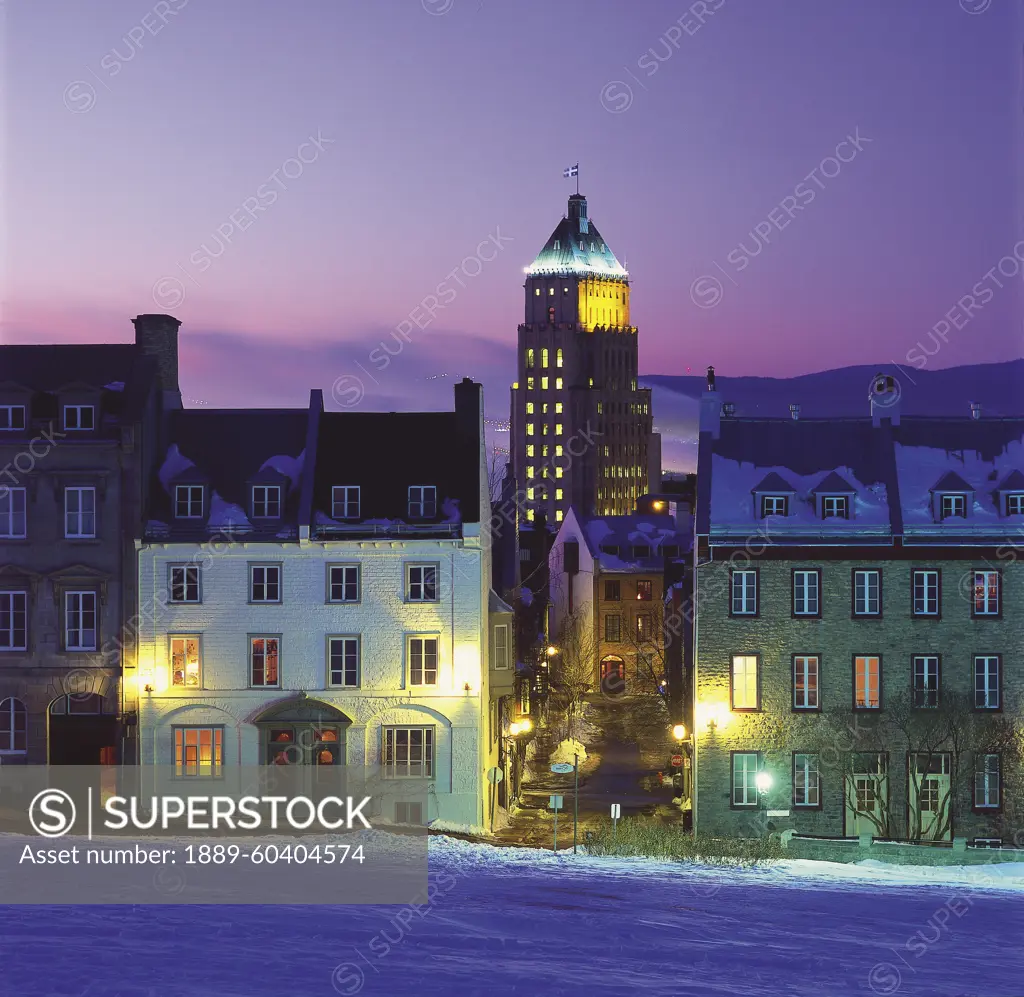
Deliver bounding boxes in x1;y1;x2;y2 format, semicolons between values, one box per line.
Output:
576;163;579;196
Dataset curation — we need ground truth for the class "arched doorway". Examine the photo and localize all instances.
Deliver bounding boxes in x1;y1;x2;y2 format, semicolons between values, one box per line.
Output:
48;693;117;765
600;656;626;697
253;699;353;774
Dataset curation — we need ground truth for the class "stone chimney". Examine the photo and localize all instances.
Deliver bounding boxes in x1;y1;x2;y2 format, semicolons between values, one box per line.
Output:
789;404;801;420
133;314;182;409
870;372;901;428
700;386;722;440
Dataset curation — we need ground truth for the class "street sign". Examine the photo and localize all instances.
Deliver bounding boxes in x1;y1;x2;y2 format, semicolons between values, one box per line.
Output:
486;767;504;784
549;795;563;809
610;803;621;819
671;754;683;767
550;762;574;774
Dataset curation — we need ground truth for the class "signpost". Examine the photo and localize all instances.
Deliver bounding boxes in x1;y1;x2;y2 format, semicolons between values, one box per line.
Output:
550;763;573;774
611;802;621;843
549;794;563;851
670;754;683;768
550;760;580;852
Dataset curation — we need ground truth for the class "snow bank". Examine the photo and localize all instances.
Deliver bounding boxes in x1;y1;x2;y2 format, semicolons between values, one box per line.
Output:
550;739;587;765
429;820;492;837
157;444;196;491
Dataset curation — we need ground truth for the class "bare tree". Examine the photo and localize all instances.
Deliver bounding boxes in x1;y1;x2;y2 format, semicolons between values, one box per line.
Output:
549;607;596;740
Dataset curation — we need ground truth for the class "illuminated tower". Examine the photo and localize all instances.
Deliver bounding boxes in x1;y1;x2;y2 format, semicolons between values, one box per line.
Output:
510;193;658;526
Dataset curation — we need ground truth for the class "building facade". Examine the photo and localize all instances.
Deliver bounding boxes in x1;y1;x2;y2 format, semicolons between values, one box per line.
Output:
694;375;1024;843
548;506;689;696
0;315;179;765
509;193;660;527
136;379;495;826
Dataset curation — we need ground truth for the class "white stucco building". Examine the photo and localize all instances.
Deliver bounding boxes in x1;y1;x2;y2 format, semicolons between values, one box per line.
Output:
135;380;494;826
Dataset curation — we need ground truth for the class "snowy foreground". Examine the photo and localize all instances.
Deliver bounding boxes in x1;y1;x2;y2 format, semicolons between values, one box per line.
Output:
4;835;1024;997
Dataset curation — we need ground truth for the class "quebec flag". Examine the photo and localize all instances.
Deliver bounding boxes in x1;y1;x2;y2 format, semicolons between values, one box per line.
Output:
563;164;578;178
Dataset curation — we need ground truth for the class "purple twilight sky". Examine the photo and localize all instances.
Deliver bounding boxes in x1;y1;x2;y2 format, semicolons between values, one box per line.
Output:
2;0;1022;423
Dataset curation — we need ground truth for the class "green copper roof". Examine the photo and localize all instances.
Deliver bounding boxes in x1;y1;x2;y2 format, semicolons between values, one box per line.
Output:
525;194;628;278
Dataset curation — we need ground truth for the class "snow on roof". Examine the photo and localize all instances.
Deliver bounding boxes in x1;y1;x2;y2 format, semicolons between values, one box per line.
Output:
751;471;797;494
206;493;252;531
103;381;125;392
158;444;197;492
811;471;857;494
711;455;890;537
441;497;461;523
580;513;690;570
259;452;305;491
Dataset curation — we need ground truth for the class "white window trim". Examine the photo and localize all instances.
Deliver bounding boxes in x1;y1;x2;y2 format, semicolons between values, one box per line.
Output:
331;485;361;520
327;635;361;689
761;495;788;517
251;484;282;519
793;570;820;616
853;569;880;616
731;654;759;710
854;655;881;709
63;404;95;431
0;405;26;431
249;563;282;604
974;655;1000;710
973;570;999;615
974;754;1001;809
731;570;757;615
327;563;360;604
793;753;821;807
249;635;281;688
407;634;439;688
170;634;203;689
0;591;28;651
939;493;967;519
65;591;97;651
64;486;96;539
0;697;28;754
168;564;201;604
408;485;437;519
0;487;26;538
175;484;205;519
173;726;224;778
913;655;940;708
1007;493;1024;515
382;725;435;780
493;623;510;670
405;563;439;603
912;570;939;616
793;655;819;710
732;752;760;807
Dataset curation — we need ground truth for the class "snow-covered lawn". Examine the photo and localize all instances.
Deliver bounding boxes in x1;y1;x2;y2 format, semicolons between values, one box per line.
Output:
4;836;1023;997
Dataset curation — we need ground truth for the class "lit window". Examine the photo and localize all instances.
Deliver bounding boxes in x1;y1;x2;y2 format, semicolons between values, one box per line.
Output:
526;509;535;521
597;402;603;414
250;637;280;687
526;423;534;436
555;489;563;500
526;348;535;368
408;637;438;686
526;377;535;390
526;444;534;457
555;378;563;389
541;377;549;390
556;348;564;367
972;570;999;616
555;509;563;521
589;377;594;387
526;467;534;479
171;636;201;687
526;402;534;414
555;424;563;435
174;727;222;778
555;402;563;414
534;288;540;297
541;348;549;368
731;655;759;709
854;656;880;709
555;467;563;478
548;287;554;296
542;403;549;414
555;445;563;456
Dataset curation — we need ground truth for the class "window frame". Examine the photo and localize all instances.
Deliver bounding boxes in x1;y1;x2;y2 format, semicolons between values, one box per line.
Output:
0;405;26;431
911;654;941;709
168;564;201;604
64;590;98;651
62;404;95;432
0;697;29;754
911;569;941;618
730;751;762;809
248;563;282;604
791;569;821;618
175;484;205;519
408;485;437;520
382;725;435;780
821;495;849;520
405;562;439;603
635;579;653;601
0;486;27;539
973;654;1001;711
169;634;203;689
0;591;27;651
729;568;758;617
939;493;967;519
251;484;282;519
604;613;622;643
851;568;882;618
327;635;361;689
248;635;281;688
971;569;1000;619
1007;492;1024;516
761;495;788;518
407;635;439;688
173;725;224;779
792;752;822;809
326;563;360;604
331;485;361;520
64;485;96;539
603;579;621;602
493;623;510;670
852;653;882;710
792;653;821;712
973;753;1002;812
730;653;761;712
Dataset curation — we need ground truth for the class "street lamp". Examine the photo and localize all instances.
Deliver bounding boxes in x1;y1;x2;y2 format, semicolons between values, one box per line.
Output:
672;723;687;741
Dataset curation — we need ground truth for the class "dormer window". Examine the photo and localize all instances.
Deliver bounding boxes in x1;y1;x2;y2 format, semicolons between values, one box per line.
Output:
600;544;619;556
252;485;281;519
761;495;788;517
175;485;204;519
822;496;849;519
1008;493;1024;516
332;486;360;520
408;486;436;519
0;405;25;431
63;405;94;431
940;494;967;519
632;545;651;558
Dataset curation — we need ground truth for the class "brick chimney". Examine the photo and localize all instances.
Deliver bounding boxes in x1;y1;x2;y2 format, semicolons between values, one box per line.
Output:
133;314;182;409
454;377;484;524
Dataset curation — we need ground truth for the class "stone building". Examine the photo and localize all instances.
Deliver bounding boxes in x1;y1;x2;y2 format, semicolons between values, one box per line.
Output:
136;379;498;826
548;505;690;696
693;374;1024;843
0;315;179;764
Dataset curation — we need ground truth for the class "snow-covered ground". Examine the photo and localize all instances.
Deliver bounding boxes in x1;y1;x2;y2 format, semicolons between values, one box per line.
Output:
5;836;1024;997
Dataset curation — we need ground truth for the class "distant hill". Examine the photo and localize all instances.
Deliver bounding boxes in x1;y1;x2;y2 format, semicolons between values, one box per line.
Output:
644;358;1024;473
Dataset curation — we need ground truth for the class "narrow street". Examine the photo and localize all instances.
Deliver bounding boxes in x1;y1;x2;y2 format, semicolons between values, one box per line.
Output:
489;697;679;849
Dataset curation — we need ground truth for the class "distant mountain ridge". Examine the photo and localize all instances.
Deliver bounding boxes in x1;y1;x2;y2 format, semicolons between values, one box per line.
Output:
642;358;1024;473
